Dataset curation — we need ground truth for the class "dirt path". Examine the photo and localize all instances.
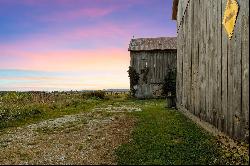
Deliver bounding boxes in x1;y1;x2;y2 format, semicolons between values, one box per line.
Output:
0;105;139;165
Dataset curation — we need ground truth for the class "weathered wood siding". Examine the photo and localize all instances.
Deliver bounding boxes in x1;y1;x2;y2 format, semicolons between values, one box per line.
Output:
130;50;177;98
176;0;249;141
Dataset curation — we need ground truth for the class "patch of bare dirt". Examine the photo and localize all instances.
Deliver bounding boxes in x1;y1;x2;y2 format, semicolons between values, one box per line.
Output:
0;107;137;165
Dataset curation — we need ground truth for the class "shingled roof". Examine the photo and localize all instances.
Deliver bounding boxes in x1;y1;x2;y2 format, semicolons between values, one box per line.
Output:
128;37;177;51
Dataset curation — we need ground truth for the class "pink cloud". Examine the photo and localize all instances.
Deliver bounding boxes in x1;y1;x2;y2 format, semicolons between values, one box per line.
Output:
0;48;130;71
0;76;61;81
0;46;131;90
19;0;152;23
0;21;140;53
38;7;116;22
13;0;149;8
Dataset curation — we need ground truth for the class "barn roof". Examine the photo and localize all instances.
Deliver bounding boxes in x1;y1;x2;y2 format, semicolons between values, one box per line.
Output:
128;37;177;51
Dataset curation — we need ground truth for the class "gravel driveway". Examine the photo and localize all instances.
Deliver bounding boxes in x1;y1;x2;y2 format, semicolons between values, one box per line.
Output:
0;106;138;165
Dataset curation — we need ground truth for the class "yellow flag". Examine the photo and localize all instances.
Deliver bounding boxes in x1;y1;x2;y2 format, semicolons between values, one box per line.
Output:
222;0;239;39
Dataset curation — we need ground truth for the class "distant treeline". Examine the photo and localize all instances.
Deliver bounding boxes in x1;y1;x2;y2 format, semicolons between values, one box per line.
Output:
0;89;129;93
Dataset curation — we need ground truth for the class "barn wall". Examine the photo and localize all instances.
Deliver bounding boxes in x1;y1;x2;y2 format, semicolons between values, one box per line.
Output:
176;0;249;141
130;50;177;98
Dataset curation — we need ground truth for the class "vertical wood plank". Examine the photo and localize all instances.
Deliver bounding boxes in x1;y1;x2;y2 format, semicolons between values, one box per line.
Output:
227;16;234;137
221;0;228;134
232;0;242;139
241;0;249;141
217;0;222;131
212;0;218;128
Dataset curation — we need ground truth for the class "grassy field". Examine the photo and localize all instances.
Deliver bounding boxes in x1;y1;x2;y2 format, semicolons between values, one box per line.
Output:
0;91;114;130
0;91;248;165
116;100;221;165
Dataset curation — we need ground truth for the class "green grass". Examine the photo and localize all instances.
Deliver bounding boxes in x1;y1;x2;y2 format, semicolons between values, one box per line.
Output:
0;91;130;132
1;92;245;165
0;91;112;132
116;99;223;165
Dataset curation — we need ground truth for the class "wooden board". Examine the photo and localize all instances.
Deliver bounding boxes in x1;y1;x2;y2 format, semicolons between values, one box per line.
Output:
176;0;249;141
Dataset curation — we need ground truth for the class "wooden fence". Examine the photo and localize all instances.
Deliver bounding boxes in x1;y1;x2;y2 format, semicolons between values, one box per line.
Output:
176;0;249;141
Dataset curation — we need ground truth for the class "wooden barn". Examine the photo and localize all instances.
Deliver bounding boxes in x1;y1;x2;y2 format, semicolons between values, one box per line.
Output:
128;37;177;99
172;0;249;141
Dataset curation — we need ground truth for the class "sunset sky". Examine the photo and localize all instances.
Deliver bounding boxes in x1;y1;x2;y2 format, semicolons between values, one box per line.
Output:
0;0;176;91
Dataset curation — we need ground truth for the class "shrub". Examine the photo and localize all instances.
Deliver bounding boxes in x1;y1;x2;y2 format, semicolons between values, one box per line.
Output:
162;68;177;97
84;91;106;99
128;66;140;97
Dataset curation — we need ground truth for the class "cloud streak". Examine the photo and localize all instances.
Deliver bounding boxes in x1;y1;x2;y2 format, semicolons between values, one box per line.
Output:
0;47;129;72
0;21;138;52
37;7;117;23
0;69;129;91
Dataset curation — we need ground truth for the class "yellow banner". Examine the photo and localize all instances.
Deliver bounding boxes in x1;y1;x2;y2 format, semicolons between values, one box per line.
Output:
222;0;239;39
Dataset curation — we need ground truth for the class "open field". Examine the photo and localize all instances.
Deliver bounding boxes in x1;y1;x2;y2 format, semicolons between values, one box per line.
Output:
0;91;249;165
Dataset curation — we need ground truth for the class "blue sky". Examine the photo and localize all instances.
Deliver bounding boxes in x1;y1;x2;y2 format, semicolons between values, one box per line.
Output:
0;0;176;91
